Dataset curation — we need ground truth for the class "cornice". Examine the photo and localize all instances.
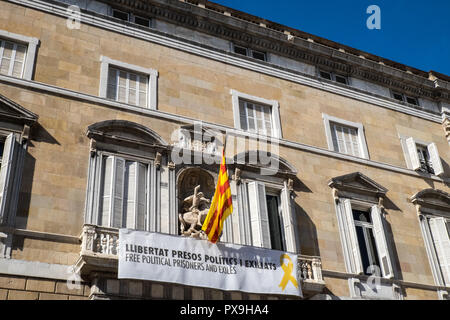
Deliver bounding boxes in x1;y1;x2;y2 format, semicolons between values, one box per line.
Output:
96;0;450;103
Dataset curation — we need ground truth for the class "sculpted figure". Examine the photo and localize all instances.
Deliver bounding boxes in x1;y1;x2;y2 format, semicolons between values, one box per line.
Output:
179;185;210;239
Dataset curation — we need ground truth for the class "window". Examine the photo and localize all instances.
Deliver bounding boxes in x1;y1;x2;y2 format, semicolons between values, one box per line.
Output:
99;56;158;110
412;189;450;299
85;120;170;233
403;137;444;176
239;100;273;136
391;91;419;106
112;9;151;27
266;192;284;251
323;114;369;159
330;172;394;282
98;155;148;230
428;217;450;286
231;90;282;138
0;39;27;78
232;44;266;61
339;200;394;278
112;9;129;21
107;67;149;108
319;70;348;85
330;123;361;157
241;180;296;252
0;30;39;80
233;152;299;252
353;209;381;275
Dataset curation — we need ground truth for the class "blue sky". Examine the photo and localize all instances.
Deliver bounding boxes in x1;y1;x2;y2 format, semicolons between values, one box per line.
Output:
212;0;450;76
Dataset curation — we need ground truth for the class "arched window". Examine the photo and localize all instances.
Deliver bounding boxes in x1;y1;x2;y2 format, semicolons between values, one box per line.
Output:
85;120;169;232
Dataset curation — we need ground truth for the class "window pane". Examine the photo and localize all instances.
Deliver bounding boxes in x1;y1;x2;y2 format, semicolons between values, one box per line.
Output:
14;44;26;62
239;100;248;131
393;92;404;102
234;45;247;56
252;51;266;61
355;225;380;275
266;194;284;251
134;16;150;27
320;71;332;80
353;210;372;223
406;96;418;105
124;161;137;229
335;75;347;84
113;9;129;21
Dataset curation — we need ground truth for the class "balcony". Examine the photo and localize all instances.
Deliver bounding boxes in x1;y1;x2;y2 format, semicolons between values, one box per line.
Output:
75;224;325;297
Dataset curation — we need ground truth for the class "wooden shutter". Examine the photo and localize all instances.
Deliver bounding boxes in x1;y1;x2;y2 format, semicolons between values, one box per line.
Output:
100;156;113;227
0;133;17;224
247;181;271;248
371;205;394;278
124;161;137;229
429;217;450;286
281;186;298;253
112;157;125;228
342;199;363;274
405;137;421;170
136;163;147;230
427;143;444;176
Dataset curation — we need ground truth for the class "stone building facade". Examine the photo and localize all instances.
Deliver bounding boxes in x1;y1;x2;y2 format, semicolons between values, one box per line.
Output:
0;0;449;300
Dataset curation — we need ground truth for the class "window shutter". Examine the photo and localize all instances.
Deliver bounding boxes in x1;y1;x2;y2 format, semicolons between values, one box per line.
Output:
136;163;147;230
427;143;444;176
112;157;125;228
371;205;394;278
429;217;450;286
281;186;298;253
0;133;17;224
342;199;363;274
100;156;113;227
247;181;271;248
124;161;137;229
405;137;421;170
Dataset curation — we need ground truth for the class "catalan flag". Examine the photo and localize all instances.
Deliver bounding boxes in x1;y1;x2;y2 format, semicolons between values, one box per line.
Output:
201;149;233;244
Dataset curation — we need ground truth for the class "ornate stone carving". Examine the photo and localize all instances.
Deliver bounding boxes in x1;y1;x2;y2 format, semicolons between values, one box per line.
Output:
178;185;210;239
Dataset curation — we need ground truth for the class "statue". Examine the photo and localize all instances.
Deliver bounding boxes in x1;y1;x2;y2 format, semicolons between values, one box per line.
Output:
178;185;210;239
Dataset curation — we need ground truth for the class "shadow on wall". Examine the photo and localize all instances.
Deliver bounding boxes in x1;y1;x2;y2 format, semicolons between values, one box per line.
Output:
383;214;404;282
14;122;60;233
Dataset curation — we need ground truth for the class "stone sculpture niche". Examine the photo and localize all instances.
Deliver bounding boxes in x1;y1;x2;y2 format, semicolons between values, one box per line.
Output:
177;168;215;239
178;185;210;239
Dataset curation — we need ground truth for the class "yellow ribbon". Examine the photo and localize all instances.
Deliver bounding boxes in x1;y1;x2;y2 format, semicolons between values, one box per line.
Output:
278;254;298;290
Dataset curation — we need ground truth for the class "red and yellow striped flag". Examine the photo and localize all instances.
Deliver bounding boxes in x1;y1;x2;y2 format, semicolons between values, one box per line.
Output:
202;150;233;243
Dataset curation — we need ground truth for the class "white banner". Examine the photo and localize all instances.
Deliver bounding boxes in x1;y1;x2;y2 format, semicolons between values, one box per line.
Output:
118;229;302;297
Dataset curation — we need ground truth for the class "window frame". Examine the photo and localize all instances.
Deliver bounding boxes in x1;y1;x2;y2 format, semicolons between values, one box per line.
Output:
238;177;297;252
399;135;444;176
111;9;151;27
318;69;348;85
231;89;282;139
390;90;420;106
322;114;370;159
0;30;39;80
96;152;152;231
232;43;267;62
99;56;158;110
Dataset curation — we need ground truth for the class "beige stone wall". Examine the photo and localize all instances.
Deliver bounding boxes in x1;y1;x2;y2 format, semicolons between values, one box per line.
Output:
0;274;90;300
0;1;448;299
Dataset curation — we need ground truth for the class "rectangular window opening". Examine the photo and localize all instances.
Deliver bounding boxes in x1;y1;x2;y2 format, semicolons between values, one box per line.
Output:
112;9;129;21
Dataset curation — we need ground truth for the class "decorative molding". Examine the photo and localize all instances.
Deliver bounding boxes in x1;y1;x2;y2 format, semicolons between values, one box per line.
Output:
90;0;450;102
1;73;449;185
3;0;445;123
